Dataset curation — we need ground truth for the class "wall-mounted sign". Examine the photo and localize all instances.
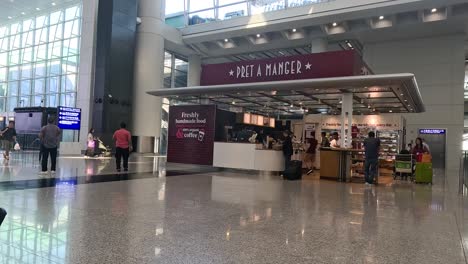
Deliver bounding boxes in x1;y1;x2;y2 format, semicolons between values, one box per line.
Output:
201;50;367;86
167;105;216;165
57;106;81;130
419;129;446;134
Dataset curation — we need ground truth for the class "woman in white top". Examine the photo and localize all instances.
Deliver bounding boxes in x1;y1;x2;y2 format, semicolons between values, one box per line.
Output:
330;132;341;148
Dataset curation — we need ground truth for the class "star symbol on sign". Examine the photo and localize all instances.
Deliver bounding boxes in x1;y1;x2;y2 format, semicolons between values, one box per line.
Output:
305;63;312;70
229;70;234;76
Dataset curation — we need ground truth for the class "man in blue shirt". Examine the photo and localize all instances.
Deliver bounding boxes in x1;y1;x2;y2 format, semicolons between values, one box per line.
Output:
363;131;380;185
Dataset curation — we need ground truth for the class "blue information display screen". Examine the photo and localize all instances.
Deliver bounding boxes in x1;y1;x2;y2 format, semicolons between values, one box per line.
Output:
419;129;446;134
58;106;81;130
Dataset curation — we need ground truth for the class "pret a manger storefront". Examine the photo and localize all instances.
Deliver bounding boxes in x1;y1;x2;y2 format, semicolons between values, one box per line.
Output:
148;50;425;178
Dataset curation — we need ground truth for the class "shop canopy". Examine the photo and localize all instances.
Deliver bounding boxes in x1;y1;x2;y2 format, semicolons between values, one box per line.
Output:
148;73;424;116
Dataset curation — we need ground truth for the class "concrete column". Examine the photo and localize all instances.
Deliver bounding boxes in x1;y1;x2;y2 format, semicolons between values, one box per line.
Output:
133;0;166;153
311;38;328;54
77;0;99;150
187;55;202;87
340;93;353;148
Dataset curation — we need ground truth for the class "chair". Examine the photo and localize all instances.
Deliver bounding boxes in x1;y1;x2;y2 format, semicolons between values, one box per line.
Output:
394;154;413;180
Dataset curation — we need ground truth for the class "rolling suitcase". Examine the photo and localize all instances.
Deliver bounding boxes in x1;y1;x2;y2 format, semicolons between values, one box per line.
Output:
415;162;432;184
0;208;6;226
284;160;302;181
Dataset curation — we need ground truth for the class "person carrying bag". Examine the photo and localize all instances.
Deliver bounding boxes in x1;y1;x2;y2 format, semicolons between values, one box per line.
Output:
0;121;17;161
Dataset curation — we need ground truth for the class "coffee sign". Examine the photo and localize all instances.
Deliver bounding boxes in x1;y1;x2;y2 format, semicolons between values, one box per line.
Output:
167;105;216;165
201;50;366;86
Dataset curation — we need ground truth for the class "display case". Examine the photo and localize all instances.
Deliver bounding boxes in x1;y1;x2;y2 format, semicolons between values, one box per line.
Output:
349;129;402;182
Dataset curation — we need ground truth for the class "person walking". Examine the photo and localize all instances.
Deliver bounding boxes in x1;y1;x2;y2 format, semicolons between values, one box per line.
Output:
113;122;132;172
304;135;318;175
363;131;380;185
0;121;17;161
282;131;293;170
39;117;61;174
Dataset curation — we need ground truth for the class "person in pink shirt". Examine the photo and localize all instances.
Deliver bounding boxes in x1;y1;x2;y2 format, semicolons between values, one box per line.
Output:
113;122;132;172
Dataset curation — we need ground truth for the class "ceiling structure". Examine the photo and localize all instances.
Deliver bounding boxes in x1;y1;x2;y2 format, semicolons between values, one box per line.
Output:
148;74;424;116
0;0;79;25
174;0;468;64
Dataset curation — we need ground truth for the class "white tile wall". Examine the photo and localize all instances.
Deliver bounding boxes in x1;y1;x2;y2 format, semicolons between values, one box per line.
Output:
364;34;465;191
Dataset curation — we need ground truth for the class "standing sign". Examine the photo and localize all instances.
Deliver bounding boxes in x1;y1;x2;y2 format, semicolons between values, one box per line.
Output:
57;106;81;130
167;105;216;165
201;50;367;86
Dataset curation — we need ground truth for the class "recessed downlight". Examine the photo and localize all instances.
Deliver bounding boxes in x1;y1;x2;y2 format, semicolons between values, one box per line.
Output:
431;8;437;13
36;8;40;11
52;2;56;6
21;12;25;15
224;39;229;43
389;110;393;113
292;28;297;32
7;16;12;19
256;34;261;38
332;22;338;27
379;16;384;20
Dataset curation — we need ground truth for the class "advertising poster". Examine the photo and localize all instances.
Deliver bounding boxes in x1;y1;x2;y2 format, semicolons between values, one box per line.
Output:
167;105;216;165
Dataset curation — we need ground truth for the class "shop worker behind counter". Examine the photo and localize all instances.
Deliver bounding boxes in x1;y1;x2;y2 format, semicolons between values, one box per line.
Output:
363;131;381;185
282;131;293;169
39;117;61;174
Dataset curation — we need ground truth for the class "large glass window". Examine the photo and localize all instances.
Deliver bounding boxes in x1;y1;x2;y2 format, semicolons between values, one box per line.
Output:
160;51;188;154
0;3;82;113
166;0;335;26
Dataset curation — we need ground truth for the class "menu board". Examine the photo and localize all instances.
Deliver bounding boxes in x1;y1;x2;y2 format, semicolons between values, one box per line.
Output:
57;106;81;130
251;115;258;125
243;113;251;124
257;115;264;126
240;113;275;128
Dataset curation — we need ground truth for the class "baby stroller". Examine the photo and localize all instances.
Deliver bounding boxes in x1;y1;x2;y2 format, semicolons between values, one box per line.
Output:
85;138;112;157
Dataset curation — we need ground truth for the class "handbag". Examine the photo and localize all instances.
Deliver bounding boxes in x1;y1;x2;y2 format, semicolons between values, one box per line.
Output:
14;142;20;151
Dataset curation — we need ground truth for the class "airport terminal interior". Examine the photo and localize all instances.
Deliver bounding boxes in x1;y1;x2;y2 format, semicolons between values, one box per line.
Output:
1;0;468;263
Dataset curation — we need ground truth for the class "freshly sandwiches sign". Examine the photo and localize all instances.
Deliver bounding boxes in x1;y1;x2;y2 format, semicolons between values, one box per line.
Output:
201;50;366;86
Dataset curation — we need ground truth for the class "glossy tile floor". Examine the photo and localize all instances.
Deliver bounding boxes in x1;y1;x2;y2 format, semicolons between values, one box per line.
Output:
0;152;467;263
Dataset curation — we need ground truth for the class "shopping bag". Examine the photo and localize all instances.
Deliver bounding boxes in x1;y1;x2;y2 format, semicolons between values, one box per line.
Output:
14;142;20;151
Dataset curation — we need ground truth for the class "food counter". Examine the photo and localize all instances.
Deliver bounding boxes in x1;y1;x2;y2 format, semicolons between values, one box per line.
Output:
213;142;285;172
320;148;362;182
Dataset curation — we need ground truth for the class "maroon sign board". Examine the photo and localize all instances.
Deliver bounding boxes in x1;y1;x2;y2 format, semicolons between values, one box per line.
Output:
201;50;367;86
167;105;216;165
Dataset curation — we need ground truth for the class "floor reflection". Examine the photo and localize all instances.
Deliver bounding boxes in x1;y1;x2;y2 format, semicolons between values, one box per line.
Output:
0;163;465;263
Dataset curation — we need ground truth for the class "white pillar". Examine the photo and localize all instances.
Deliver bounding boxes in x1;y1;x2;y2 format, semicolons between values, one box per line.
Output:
77;0;99;150
311;38;328;53
133;0;165;153
187;55;202;87
341;93;353;148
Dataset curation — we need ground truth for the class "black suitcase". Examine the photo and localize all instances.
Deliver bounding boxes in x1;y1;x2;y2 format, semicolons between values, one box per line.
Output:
283;160;302;180
0;208;6;226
